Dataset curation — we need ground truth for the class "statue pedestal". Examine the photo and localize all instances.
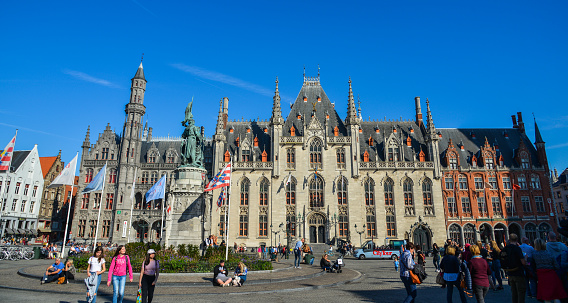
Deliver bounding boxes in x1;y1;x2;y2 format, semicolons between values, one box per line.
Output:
165;166;210;248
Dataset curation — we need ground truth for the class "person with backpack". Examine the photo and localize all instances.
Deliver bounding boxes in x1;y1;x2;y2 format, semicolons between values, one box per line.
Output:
529;238;567;302
440;246;468;303
400;242;417;303
107;245;133;303
416;245;426;267
490;240;504;290
433;243;441;272
138;249;159;303
500;233;527;303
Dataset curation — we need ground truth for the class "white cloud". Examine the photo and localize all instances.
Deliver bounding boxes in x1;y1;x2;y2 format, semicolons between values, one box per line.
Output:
63;69;120;88
548;142;568;150
170;64;274;97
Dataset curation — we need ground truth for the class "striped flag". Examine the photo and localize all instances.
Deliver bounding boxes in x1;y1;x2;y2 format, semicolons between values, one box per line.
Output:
0;134;17;171
217;187;226;207
204;163;231;192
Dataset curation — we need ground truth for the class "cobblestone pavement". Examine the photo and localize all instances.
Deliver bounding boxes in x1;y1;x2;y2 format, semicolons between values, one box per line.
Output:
0;256;540;302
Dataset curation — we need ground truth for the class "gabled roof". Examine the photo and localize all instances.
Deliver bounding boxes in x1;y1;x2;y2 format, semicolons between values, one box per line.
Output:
359;121;427;161
11;151;31;172
283;81;347;137
39;156;57;178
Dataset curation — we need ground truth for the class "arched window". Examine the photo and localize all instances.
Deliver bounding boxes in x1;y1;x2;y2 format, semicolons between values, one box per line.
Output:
240;179;250;206
365;178;375;206
309;138;322;169
387;140;400;161
463;224;476;245
309;177;324;207
525;223;537;244
150;172;158;184
384;178;394;206
531;175;541;189
286;177;296;205
259;179;269;206
422;179;432;206
484;153;494;169
286;148;295;169
449;224;462;246
448;153;458;169
538;223;550;239
458;175;468;190
518;175;527;189
141;172;149;184
108;169;117;184
337;177;348;205
336;148;345;169
85;169;93;183
403;179;413;206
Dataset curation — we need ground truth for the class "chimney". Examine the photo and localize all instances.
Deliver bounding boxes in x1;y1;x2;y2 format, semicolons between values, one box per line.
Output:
222;97;229;129
517;112;525;133
511;115;518;128
415;97;423;127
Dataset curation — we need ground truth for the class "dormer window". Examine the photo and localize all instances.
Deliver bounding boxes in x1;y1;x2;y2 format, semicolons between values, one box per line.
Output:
254;136;258;147
499;155;504;167
472;156;477;167
317;96;321;102
363;150;370;162
484;154;494;169
419;150;425;162
387;140;400;162
224;151;231;162
334;126;339;137
521;153;530;169
236;137;240;147
406;136;411;147
241;150;250;162
246;128;251;133
303;96;307;102
368;136;373;146
261;150;268;162
229;128;234;133
290;126;296;137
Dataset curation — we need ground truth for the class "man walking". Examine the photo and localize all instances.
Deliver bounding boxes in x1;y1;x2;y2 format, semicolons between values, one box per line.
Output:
503;234;527;303
294;238;305;269
519;237;536;298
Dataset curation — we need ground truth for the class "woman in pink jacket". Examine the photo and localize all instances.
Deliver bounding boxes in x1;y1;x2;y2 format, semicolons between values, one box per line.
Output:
107;245;133;303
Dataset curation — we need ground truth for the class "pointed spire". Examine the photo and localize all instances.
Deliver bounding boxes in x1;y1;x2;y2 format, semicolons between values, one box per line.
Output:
215;100;225;135
426;98;436;135
82;125;91;148
133;61;145;80
534;114;544;144
345;77;358;125
270;77;283;125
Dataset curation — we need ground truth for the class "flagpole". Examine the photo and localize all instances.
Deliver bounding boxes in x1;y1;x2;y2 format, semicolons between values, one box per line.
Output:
161;173;166;242
225;161;232;261
60;152;78;258
92;163;107;252
0;130;17;240
128;168;137;243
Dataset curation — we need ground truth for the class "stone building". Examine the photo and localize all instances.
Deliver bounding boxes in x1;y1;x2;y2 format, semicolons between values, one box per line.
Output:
0;145;43;240
552;168;568;223
438;113;557;246
70;63;213;245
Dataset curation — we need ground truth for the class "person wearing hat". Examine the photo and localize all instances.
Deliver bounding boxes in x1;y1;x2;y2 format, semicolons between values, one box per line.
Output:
138;249;160;303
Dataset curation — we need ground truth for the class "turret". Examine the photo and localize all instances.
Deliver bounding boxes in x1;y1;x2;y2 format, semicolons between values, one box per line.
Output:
270;77;283;126
424;99;442;179
534;117;549;172
345;77;358;126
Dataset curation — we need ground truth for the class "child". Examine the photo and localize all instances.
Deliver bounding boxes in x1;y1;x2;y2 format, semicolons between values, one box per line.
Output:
393;255;399;271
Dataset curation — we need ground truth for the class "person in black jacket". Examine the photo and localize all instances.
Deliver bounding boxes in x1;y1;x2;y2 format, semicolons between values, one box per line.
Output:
320;254;332;272
213;260;232;287
440;246;467;303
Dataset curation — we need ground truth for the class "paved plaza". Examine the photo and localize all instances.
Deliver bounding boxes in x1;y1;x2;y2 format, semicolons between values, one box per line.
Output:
0;255;533;302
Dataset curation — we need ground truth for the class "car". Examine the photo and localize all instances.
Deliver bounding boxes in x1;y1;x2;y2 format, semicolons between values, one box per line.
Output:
353;240;404;260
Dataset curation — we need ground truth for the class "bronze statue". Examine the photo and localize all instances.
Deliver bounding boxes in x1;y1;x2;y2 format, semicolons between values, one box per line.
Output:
180;100;204;168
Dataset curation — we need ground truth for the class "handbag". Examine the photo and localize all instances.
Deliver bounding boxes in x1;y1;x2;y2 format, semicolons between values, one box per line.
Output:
136;288;142;303
436;272;445;285
409;270;422;284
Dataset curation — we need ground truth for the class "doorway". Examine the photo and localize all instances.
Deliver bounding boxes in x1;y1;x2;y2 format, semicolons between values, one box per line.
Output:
308;213;326;243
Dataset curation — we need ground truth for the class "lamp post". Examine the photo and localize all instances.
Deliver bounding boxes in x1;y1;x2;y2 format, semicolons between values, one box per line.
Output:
329;213;338;246
296;213;305;239
271;224;281;248
354;224;365;248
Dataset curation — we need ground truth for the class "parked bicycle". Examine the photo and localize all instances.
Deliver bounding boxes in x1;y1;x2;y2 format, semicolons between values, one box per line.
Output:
0;246;34;260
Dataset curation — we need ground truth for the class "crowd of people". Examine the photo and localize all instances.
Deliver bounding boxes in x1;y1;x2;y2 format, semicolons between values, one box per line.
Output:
399;232;568;303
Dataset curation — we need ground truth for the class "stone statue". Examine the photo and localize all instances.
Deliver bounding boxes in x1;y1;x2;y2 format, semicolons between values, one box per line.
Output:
180;100;204;168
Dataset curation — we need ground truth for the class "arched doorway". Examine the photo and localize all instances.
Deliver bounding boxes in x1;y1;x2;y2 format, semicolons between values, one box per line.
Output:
133;220;149;242
479;223;493;244
463;224;476;245
448;224;462;246
508;223;521;240
493;223;508;246
308;213;326;243
538;223;551;240
412;225;432;251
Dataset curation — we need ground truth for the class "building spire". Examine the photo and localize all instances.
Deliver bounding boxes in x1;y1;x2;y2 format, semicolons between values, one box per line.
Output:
133;59;145;80
426;98;436;135
215;99;225;135
345;77;358;125
534;113;544;144
82;125;90;148
270;77;283;125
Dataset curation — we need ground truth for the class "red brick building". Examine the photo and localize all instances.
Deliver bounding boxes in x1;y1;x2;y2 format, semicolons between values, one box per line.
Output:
438;112;555;246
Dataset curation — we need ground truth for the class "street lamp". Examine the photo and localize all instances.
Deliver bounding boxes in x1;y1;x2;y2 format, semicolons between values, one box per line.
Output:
271;223;283;247
329;213;338;246
354;224;365;248
296;213;305;239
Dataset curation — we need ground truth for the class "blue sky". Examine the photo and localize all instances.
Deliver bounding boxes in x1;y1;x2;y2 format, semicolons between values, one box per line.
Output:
1;1;567;174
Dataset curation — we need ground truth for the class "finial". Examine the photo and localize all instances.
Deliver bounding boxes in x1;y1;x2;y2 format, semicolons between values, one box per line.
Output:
318;64;320;77
348;76;352;84
303;65;306;78
275;76;279;84
141;53;144;63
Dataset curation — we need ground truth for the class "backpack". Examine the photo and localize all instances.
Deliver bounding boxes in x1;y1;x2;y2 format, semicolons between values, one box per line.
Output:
499;246;519;271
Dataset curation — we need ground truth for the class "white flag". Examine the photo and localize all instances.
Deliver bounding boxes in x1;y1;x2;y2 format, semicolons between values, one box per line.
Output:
48;153;78;188
285;173;292;186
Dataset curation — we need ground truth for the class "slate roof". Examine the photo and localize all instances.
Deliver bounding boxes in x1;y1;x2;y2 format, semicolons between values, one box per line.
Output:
11;151;31;172
283;81;347;137
133;62;145;80
39;156;57;178
140;140;182;164
359;121;427;161
553;168;568;187
437;128;539;169
224;121;271;159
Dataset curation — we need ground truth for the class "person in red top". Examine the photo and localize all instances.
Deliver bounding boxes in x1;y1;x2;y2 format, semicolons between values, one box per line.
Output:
467;245;492;303
107;245;133;303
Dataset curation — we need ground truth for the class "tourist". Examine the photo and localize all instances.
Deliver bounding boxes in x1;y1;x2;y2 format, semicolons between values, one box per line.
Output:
394;255;399;272
440;246;467;303
233;262;247;286
138;249;160;303
40;258;64;284
87;247;105;303
62;259;76;283
416;245;425;266
546;231;568;292
320;254;332;272
490;240;504;290
303;251;314;265
400;242;417;303
461;243;473;263
432;243;441;272
294;238;304;269
502;234;526;303
213;260;232;287
468;245;491;303
107;245;133;303
519;237;536;297
529;238;567;302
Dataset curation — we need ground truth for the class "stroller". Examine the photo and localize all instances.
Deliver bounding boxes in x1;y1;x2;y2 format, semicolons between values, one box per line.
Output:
331;257;344;273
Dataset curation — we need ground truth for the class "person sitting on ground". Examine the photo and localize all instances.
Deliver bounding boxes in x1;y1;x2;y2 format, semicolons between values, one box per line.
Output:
213;260;232;287
41;258;65;284
233;262;248;286
320;254;332;272
304;251;315;265
62;259;76;283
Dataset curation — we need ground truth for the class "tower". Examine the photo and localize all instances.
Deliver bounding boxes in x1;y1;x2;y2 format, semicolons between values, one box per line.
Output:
425;99;442;179
534;117;549;173
345;77;360;177
270;77;283;177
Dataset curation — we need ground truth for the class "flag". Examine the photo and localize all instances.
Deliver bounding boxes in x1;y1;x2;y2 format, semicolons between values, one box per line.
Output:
217;187;226;207
285;173;292;187
167;204;172;215
512;184;521;190
129;168;137;200
0;134;17;171
204;163;231;192
145;174;166;202
314;168;318;181
484;182;493;190
82;164;107;193
48;153;78;188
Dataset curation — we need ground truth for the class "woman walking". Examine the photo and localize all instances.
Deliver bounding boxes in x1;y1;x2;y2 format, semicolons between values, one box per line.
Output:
440;246;467;303
107;245;133;303
529;238;568;303
468;245;491;303
433;243;441;272
138;249;159;303
87;247;105;303
400;242;417;303
489;240;503;290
